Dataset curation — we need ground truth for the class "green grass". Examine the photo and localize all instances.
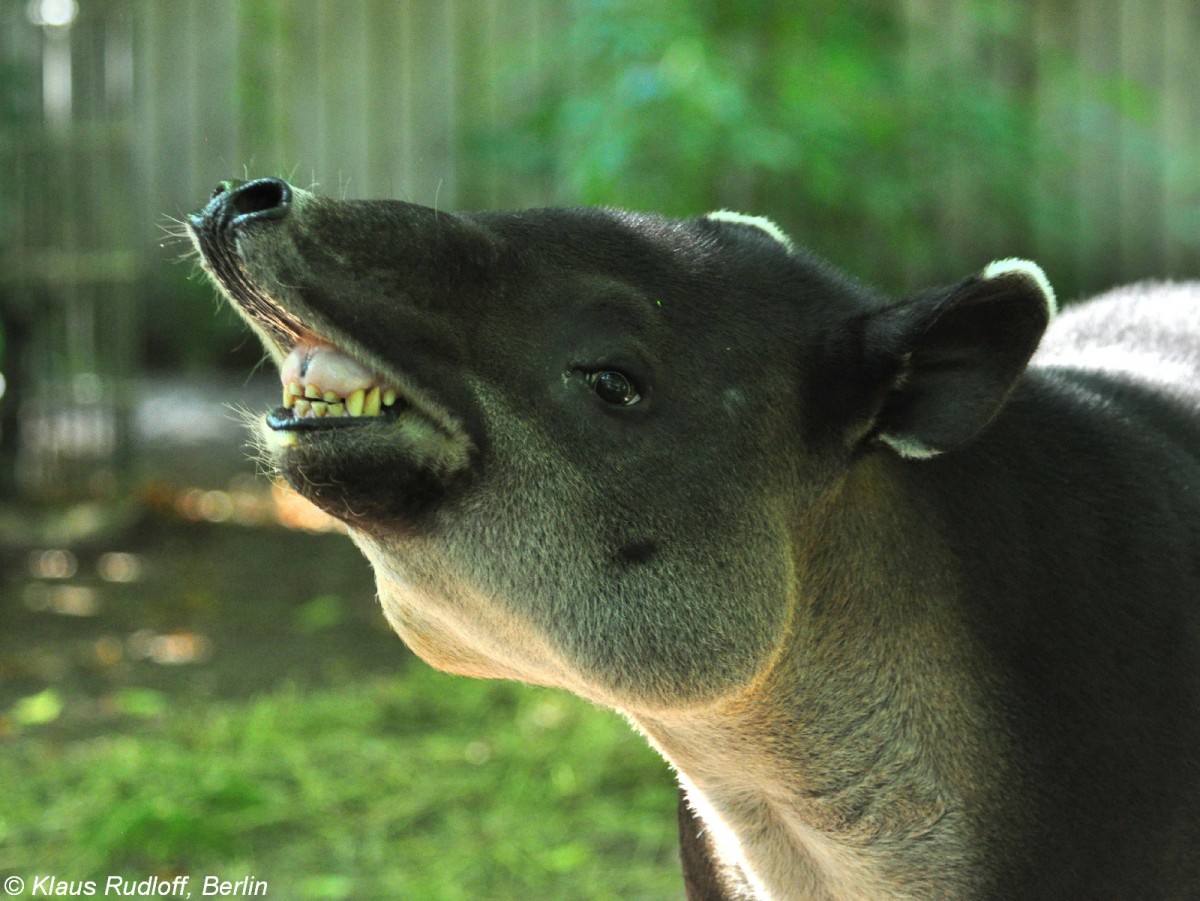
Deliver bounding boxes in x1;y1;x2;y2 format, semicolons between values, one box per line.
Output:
0;668;683;900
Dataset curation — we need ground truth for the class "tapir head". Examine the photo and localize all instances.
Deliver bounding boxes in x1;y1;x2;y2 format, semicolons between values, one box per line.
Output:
188;179;1054;712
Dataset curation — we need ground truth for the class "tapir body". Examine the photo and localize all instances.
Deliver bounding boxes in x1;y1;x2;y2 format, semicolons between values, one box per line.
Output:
189;179;1200;900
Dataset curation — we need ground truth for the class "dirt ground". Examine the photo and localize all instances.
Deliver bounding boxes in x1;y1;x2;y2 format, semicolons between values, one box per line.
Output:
0;373;411;735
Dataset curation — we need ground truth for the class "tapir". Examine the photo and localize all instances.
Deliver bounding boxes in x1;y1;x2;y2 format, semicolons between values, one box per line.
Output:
189;178;1200;900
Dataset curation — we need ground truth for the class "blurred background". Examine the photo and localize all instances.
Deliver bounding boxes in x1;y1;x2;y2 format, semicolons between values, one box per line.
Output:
1;1;1197;898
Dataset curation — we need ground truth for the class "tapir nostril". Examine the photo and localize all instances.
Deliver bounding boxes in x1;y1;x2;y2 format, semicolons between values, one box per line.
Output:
228;178;291;222
190;177;291;241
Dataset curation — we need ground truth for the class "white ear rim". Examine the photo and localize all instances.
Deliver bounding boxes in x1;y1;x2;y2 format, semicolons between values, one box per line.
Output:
982;258;1057;318
878;432;942;460
704;210;794;252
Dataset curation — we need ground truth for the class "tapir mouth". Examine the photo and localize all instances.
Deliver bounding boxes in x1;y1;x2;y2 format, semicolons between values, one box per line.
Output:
187;181;459;438
186;178;477;524
268;340;407;431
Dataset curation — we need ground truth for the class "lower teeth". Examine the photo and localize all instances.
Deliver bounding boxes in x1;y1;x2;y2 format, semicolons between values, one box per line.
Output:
268;401;402;432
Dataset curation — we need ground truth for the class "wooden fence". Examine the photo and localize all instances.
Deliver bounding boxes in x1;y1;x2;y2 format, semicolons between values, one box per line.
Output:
0;0;1197;497
3;0;1197;289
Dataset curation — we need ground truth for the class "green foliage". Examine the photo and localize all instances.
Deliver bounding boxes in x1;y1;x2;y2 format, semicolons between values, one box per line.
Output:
0;56;37;129
141;260;265;371
0;670;681;900
9;689;63;727
486;0;1178;295
293;594;346;634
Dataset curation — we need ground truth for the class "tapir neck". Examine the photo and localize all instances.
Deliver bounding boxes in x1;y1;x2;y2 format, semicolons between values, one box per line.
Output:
627;454;1015;900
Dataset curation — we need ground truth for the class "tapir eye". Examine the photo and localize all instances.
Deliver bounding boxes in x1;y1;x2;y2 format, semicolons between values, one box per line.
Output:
587;370;641;406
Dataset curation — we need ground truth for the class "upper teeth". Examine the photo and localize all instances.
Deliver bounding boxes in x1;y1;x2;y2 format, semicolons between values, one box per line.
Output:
284;382;400;418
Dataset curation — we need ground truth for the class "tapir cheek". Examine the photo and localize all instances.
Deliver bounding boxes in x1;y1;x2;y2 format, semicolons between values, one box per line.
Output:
386;608;494;678
373;589;501;677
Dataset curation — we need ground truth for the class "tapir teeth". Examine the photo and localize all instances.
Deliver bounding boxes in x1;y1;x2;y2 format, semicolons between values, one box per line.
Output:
276;341;406;422
364;387;381;416
280;380;402;419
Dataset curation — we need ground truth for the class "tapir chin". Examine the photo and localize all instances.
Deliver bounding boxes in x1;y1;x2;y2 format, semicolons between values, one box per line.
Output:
189;178;1200;900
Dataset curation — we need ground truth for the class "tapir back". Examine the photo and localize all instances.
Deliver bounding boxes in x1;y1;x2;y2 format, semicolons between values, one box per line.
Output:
909;283;1200;895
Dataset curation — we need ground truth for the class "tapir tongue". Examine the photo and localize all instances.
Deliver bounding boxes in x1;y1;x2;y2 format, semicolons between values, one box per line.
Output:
279;341;382;396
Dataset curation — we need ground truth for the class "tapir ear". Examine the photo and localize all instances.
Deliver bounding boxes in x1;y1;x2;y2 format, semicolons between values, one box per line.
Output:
863;259;1056;459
